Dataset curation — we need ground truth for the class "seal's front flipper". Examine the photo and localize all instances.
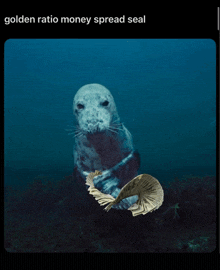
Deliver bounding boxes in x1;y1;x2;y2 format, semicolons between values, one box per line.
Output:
93;170;113;190
111;187;138;210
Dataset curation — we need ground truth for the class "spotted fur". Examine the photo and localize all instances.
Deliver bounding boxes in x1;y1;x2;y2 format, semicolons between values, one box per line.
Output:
73;84;140;210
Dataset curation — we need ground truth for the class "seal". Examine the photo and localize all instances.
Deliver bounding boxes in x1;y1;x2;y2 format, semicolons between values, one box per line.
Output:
73;83;140;209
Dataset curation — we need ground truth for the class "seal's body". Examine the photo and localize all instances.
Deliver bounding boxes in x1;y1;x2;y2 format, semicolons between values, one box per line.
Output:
73;84;140;209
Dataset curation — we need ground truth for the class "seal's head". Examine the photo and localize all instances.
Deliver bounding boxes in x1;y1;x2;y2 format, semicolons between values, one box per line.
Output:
73;84;120;134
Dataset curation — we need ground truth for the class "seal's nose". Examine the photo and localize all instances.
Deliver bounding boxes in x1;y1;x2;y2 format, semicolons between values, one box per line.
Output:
86;119;104;133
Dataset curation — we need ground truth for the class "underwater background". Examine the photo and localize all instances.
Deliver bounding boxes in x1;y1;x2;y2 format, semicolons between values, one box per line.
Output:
4;39;216;252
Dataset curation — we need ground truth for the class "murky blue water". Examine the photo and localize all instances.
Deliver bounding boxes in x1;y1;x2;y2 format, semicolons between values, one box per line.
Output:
4;39;216;189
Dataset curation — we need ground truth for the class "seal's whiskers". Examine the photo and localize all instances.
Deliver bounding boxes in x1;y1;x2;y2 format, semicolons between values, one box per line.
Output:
110;126;124;132
107;128;119;134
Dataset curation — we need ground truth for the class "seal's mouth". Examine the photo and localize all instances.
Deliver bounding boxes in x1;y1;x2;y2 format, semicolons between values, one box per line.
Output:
85;120;122;136
87;128;105;134
86;120;106;134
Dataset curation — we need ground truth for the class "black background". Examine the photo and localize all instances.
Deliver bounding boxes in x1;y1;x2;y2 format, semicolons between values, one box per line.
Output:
2;6;219;270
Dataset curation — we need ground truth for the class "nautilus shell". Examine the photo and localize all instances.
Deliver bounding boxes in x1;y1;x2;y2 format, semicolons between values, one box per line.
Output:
85;170;164;217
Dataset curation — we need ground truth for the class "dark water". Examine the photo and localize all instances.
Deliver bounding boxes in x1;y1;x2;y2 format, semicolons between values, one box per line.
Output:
4;39;216;188
4;39;217;253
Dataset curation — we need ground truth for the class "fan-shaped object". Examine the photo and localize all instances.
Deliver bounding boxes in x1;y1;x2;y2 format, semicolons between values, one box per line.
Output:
86;170;164;217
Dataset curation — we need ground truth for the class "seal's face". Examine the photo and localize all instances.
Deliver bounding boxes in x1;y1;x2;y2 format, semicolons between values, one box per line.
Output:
73;84;120;134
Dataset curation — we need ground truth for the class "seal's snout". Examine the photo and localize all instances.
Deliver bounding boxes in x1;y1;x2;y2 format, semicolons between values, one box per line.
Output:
82;107;110;134
87;119;104;133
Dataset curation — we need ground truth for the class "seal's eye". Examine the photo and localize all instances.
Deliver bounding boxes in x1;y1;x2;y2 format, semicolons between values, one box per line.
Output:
77;104;84;110
101;100;109;106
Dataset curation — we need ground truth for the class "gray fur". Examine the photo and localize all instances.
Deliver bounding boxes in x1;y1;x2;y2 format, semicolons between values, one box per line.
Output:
73;84;139;209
